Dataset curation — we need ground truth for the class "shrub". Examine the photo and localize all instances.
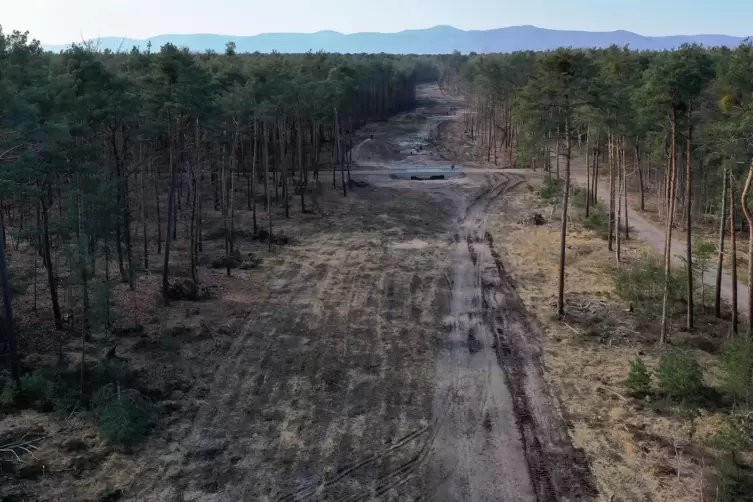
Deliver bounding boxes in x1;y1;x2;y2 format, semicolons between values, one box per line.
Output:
582;205;610;239
720;336;753;407
20;369;58;411
716;470;752;501
93;384;156;446
658;349;704;403
612;253;686;306
626;357;652;395
711;416;750;453
0;382;18;410
537;176;563;203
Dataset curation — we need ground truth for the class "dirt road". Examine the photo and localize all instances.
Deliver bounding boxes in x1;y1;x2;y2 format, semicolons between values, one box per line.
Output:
126;85;594;501
569;168;749;317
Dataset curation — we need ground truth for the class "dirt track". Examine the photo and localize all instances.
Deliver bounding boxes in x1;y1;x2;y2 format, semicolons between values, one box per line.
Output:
126;86;595;501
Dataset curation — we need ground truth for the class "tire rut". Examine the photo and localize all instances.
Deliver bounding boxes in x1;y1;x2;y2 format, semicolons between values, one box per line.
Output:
430;173;596;501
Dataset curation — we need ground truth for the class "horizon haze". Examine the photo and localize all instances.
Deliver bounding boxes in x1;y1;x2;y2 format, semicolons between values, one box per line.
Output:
38;25;753;55
5;0;753;47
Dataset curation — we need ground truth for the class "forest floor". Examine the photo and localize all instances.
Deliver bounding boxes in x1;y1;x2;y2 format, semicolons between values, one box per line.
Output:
567;156;750;316
1;85;595;501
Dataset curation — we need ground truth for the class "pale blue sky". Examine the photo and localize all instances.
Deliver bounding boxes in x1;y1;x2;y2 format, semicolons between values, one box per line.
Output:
5;0;753;44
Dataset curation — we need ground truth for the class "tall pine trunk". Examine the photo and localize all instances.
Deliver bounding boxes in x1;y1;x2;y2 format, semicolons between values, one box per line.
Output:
162;119;178;303
685;113;694;330
715;168;727;319
558;115;571;316
730;172;739;334
740;160;753;334
661;109;679;344
0;223;19;388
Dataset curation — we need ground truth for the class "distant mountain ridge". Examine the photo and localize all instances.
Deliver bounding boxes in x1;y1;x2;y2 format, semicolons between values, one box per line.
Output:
42;25;751;54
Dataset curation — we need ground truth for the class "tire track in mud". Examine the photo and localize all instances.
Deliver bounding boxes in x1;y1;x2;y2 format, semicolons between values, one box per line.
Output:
429;174;596;502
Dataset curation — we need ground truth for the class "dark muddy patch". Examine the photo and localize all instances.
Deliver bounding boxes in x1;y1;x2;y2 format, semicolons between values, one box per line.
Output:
483;230;598;501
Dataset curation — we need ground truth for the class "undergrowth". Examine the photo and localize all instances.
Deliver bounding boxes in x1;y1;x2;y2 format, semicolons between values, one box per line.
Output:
0;357;154;446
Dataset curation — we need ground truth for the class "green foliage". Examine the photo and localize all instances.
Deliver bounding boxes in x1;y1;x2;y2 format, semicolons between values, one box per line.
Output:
711;416;751;453
713;464;753;502
92;384;156;446
657;349;704;403
626;357;652;395
19;368;59;411
720;336;753;407
537;177;563;203
612;253;685;305
0;382;18;410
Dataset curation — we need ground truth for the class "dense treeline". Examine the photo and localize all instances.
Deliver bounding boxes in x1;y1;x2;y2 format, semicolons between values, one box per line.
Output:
439;43;753;341
0;26;439;387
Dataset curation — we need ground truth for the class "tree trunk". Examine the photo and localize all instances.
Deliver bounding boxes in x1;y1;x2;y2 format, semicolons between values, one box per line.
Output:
142;151;149;270
740;159;753;334
252;120;258;234
608;130;615;251
715;168;727;319
661;109;679;344
616;139;622;264
162;121;178;304
585;125;590;218
0;223;20;388
123;166;134;290
593;141;599;206
636;144;645;211
685;114;694;331
264;122;272;251
40;195;62;329
558;116;571;316
730;172;739;334
153;162;162;254
623;138;629;240
555;125;560;179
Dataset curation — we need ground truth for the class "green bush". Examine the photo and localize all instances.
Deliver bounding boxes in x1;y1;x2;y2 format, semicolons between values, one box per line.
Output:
711;417;750;453
537;177;563;202
658;349;704;403
720;336;753;407
0;382;18;410
20;369;58;411
712;461;753;502
93;384;156;446
626;357;652;395
612;253;686;306
582;205;610;239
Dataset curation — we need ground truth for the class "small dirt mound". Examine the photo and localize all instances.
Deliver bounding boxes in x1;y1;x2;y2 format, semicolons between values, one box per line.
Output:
351;138;401;167
518;212;546;226
210;249;242;269
166;280;211;301
251;229;290;245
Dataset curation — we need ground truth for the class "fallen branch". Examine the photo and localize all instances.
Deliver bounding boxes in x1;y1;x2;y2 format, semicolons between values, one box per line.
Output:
0;434;47;464
606;388;629;402
563;322;581;335
443;272;453;289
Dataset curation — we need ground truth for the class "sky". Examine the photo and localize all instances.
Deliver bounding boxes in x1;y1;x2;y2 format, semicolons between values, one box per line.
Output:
4;0;753;44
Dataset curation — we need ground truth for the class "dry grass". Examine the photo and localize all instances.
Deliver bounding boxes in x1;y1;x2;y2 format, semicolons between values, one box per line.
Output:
486;181;747;502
